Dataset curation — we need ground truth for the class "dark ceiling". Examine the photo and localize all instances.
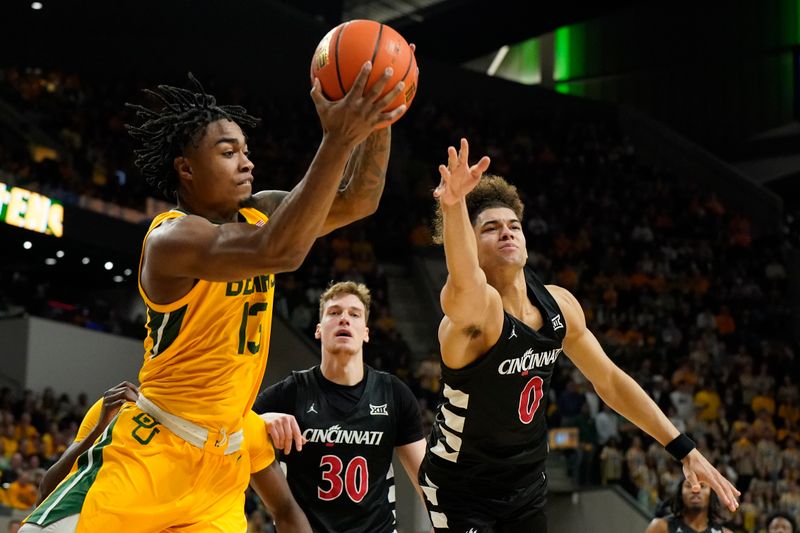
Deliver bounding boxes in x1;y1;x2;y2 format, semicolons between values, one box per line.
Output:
0;0;639;82
278;0;640;64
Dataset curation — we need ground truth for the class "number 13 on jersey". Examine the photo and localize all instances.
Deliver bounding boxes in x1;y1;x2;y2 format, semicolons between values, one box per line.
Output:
238;301;268;355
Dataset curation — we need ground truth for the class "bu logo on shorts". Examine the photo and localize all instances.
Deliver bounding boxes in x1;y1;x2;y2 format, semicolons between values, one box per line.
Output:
131;412;161;445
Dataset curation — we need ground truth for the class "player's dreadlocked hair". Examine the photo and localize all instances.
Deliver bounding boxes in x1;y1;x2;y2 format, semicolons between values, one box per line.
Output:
432;174;525;245
125;73;259;200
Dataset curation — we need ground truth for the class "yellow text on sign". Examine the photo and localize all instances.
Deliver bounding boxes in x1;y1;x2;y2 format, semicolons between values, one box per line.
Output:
0;182;63;237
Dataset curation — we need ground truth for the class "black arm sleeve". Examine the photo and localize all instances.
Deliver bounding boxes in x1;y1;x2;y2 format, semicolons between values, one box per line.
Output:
252;376;297;414
391;376;424;446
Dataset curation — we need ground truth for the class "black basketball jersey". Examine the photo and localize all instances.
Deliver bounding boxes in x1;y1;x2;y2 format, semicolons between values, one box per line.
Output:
283;365;398;533
666;515;725;533
424;267;567;491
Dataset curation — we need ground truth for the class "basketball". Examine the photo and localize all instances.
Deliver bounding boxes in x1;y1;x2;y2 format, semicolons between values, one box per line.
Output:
310;19;418;124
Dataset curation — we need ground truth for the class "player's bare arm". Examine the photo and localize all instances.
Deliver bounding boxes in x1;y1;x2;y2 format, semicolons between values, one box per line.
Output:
250;462;312;533
321;126;391;235
550;284;740;512
435;138;500;369
396;438;433;532
254;126;391;237
143;64;406;302
396;439;426;497
256;43;417;237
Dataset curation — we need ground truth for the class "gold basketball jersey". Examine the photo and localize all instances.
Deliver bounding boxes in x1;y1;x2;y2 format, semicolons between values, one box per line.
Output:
137;208;275;432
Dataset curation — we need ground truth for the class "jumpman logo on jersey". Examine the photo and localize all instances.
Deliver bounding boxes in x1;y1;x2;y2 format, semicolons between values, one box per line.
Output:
509;324;517;339
307;403;318;414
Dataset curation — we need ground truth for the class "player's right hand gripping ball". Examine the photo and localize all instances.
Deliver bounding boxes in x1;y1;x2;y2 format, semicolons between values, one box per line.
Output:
311;19;419;125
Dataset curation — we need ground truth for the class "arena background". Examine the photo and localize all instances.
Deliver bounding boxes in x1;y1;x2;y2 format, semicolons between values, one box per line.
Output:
0;0;798;531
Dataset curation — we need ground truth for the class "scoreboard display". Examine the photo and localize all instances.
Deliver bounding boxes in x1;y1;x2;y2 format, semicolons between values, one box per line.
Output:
0;181;63;237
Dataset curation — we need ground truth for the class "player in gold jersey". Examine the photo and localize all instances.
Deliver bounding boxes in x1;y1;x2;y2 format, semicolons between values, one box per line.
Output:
28;381;311;532
22;64;407;532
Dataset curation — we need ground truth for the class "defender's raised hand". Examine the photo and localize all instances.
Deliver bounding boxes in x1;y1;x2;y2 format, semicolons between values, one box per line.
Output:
433;138;491;206
682;449;740;512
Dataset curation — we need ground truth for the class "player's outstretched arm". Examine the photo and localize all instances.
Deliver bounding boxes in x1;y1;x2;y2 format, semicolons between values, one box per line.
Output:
434;138;502;369
146;63;406;283
319;126;391;235
250;462;312;533
264;44;416;236
253;127;391;239
550;284;740;512
38;381;138;504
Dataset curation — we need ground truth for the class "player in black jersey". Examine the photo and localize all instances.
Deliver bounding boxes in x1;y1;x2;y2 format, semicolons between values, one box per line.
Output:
645;476;731;533
419;138;740;532
253;281;426;533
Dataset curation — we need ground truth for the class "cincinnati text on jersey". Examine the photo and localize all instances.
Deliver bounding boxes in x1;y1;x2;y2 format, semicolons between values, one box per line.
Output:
302;424;385;446
497;348;563;375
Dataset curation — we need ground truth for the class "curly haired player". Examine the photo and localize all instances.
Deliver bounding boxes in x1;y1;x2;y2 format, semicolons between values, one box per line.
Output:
22;63;406;532
418;139;739;532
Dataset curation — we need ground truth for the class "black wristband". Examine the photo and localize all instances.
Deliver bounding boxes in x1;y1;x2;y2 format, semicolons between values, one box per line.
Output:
665;433;696;461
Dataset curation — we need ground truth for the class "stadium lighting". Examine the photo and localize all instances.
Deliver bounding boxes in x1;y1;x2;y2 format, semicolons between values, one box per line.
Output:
82;257;90;265
487;45;510;76
31;2;43;10
45;258;56;265
23;241;32;250
104;261;114;270
56;250;64;258
124;268;133;276
113;275;124;282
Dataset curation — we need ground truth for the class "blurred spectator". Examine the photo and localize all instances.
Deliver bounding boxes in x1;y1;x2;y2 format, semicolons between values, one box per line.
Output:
6;471;36;510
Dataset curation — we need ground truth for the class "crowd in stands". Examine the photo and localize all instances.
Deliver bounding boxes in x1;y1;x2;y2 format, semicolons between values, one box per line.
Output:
0;66;798;532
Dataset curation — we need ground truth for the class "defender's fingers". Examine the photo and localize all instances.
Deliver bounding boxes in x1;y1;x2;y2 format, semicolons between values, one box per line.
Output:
447;146;458;169
473;156;491;175
458;138;469;164
684;469;700;492
291;419;304;452
269;425;286;450
280;420;295;454
716;476;738;511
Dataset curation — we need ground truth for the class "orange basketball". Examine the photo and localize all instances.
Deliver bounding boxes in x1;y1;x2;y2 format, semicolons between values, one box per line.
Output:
310;19;418;125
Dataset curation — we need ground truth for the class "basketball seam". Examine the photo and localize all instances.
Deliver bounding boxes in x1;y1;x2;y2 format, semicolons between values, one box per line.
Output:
370;24;385;67
334;23;347;97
